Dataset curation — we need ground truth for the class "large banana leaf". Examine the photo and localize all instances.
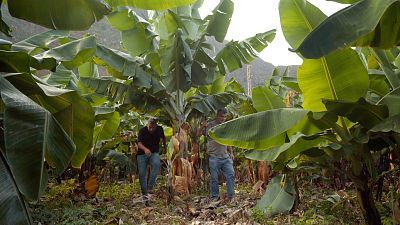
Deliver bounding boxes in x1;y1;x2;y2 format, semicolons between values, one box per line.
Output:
323;98;388;129
256;175;295;216
105;0;196;10
370;114;400;133
279;0;326;50
205;0;234;42
5;73;94;168
299;47;369;112
245;133;329;163
39;36;97;69
252;86;286;112
0;50;56;73
94;45;164;92
0;76;75;200
280;0;369;112
94;111;121;142
215;30;276;74
210;108;309;150
188;92;237;116
0;151;31;225
12;30;70;54
108;9;156;56
378;86;400;116
8;0;111;30
296;0;400;58
161;31;193;93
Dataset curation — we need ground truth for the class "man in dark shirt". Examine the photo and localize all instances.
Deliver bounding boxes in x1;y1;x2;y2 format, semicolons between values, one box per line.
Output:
137;118;166;200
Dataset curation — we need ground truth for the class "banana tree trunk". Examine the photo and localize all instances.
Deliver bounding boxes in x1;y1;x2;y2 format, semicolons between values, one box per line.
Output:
351;168;382;225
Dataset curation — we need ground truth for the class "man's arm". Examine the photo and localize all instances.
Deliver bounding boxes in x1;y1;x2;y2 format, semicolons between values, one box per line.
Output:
228;146;234;160
138;142;151;156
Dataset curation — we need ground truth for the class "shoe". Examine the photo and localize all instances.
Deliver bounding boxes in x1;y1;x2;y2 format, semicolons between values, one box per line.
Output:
142;195;151;201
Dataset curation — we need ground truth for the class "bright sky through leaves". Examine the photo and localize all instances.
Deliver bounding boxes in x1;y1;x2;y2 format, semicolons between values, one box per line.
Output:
199;0;347;66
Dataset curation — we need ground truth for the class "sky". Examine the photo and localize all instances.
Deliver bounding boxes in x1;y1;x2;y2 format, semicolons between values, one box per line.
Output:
199;0;347;66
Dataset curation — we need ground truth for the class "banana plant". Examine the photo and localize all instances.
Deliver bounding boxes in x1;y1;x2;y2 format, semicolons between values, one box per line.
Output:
210;1;400;224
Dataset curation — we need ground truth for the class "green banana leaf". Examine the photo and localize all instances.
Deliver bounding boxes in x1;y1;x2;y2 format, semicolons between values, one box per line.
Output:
94;45;164;92
368;72;390;96
323;98;388;129
0;0;11;37
256;175;295;216
78;61;99;78
121;12;155;57
46;65;79;87
8;0;111;30
1;76;75;200
12;30;70;54
370;114;400;133
378;86;400;116
161;31;193;93
188;92;237;116
279;0;326;50
371;49;400;89
215;30;276;74
246;133;329;163
39;36;97;69
296;0;400;58
0;50;56;73
5;73;94;168
94;111;121;142
280;0;369;112
209;108;309;150
105;0;196;10
0;151;32;225
252;86;286;112
205;0;234;42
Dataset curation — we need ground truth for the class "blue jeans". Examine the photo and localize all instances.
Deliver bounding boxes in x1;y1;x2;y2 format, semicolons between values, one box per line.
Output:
209;156;235;199
137;153;160;195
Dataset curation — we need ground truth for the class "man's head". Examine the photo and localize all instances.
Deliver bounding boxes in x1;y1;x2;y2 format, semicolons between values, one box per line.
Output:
147;118;158;134
216;108;228;124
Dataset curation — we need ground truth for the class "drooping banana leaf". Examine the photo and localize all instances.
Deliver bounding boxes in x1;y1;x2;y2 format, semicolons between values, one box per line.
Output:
215;30;276;74
256;175;295;216
295;0;400;58
0;150;32;225
12;30;70;54
378;86;400;116
39;36;97;69
0;75;75;200
245;133;329;163
4;73;94;168
8;0;111;30
323;98;388;129
0;50;56;73
210;108;309;150
205;0;234;43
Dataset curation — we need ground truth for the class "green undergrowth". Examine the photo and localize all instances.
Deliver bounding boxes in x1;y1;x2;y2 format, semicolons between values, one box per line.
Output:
30;178;394;224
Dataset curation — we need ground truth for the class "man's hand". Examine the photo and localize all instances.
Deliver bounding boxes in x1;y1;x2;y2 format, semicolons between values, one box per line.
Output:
144;148;152;156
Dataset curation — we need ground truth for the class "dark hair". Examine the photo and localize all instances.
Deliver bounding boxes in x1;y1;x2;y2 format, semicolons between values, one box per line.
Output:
217;108;228;115
148;118;157;125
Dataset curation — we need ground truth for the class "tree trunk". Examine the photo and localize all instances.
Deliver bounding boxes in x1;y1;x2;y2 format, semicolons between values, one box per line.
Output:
351;169;382;225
